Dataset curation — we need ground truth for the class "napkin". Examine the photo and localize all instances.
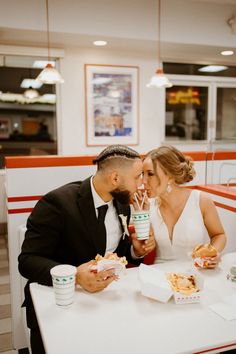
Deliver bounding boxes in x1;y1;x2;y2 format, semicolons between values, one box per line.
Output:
96;259;125;276
209;294;236;320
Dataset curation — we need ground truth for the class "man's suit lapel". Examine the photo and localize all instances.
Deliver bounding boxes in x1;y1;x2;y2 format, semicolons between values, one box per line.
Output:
77;177;106;256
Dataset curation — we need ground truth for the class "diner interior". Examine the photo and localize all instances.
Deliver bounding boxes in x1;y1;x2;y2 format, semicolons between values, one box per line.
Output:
0;0;236;353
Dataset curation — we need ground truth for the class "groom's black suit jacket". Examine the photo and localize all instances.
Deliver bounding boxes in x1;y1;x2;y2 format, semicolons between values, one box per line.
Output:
18;177;138;329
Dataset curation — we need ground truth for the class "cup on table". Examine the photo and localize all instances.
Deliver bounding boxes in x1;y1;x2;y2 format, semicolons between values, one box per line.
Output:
50;264;77;306
132;210;150;240
228;264;236;282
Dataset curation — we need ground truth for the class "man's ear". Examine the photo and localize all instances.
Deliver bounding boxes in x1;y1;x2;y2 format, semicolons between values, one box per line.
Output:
110;171;120;186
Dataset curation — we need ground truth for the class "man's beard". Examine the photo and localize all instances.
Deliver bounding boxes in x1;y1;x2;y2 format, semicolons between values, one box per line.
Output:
110;188;131;205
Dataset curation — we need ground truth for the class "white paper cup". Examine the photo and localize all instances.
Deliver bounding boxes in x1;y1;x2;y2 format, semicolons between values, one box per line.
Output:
230;264;236;276
50;264;77;306
132;210;150;240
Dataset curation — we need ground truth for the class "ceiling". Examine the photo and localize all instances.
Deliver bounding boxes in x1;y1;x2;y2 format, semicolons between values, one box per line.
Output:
0;0;236;64
1;31;236;67
0;0;236;97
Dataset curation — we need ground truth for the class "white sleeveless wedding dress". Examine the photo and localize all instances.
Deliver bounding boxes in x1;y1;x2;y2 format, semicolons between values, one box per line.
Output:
150;190;208;263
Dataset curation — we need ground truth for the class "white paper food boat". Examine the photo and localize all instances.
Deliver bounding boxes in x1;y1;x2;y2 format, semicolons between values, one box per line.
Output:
139;264;204;304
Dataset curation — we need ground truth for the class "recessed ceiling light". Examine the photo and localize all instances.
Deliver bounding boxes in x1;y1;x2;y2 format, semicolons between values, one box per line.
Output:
198;65;228;73
93;40;107;46
221;50;234;56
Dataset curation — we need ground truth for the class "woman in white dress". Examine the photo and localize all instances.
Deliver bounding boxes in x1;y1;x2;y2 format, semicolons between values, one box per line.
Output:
138;145;226;266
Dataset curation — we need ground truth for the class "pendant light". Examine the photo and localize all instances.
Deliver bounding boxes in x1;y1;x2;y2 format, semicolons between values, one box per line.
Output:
24;87;40;99
36;0;64;84
23;69;41;99
147;0;172;88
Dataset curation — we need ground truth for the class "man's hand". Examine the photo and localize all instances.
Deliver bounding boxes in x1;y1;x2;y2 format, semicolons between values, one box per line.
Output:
131;225;156;257
76;261;118;293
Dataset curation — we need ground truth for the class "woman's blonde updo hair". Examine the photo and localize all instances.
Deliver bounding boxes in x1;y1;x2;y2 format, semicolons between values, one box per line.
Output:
146;145;196;184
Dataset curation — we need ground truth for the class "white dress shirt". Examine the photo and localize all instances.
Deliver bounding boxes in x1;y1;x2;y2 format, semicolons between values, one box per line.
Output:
90;177;122;253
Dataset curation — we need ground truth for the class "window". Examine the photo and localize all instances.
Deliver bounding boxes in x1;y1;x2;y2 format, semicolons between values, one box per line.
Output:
216;87;236;140
163;62;236;78
0;55;58;168
165;85;208;141
163;63;236;143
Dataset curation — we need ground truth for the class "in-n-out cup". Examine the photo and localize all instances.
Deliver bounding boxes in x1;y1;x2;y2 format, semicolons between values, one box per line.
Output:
132;210;150;240
50;264;77;306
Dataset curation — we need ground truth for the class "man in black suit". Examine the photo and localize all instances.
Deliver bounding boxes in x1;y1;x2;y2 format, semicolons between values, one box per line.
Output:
18;144;155;354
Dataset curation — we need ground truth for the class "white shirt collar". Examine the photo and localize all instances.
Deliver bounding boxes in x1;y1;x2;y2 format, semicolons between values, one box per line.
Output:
90;176;112;209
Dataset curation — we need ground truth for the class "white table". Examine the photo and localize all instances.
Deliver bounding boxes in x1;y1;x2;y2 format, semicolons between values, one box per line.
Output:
30;256;236;354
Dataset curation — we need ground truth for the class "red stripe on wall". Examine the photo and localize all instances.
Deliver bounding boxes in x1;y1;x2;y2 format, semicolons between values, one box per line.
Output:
214;201;236;213
206;151;236;161
184;151;207;161
8;208;33;214
5;155;96;168
8;195;42;202
5;151;236;168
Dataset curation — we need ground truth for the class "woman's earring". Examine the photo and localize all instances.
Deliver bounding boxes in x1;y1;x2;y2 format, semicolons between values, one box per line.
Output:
166;182;172;194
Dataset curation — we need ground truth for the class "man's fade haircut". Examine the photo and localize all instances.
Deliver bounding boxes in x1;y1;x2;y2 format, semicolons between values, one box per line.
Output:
93;145;141;171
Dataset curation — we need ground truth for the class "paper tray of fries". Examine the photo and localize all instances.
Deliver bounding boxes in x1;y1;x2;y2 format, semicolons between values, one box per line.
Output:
167;272;204;304
139;264;204;304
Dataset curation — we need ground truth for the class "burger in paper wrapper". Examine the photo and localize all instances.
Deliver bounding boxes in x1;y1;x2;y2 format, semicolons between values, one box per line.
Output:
90;253;128;276
192;243;217;268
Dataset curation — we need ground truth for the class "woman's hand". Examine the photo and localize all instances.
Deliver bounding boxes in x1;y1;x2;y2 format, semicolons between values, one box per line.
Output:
193;251;221;269
204;251;221;269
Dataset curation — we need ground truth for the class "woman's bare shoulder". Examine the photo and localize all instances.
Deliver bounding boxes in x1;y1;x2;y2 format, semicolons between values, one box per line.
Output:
199;190;215;212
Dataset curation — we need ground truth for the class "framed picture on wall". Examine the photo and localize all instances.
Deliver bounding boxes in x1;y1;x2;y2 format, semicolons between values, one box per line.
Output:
0;118;11;139
85;64;139;146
